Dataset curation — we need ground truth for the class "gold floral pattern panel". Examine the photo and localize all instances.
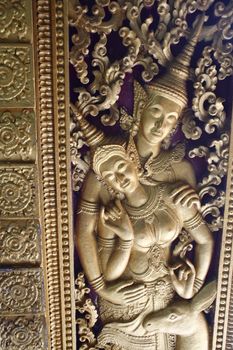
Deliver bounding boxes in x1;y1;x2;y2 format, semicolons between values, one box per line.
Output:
0;316;46;350
0;110;35;161
0;0;32;42
0;45;34;108
0;0;47;349
0;220;40;264
0;165;37;217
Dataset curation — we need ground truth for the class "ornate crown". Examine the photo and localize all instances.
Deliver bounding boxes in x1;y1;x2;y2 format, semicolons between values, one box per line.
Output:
146;14;205;108
92;144;127;177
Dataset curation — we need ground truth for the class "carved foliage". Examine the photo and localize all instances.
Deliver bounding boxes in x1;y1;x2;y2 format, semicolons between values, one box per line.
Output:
0;269;43;313
0;166;37;217
0;110;35;161
189;133;229;231
0;45;34;107
0;316;45;350
75;273;99;349
0;220;40;264
0;0;30;41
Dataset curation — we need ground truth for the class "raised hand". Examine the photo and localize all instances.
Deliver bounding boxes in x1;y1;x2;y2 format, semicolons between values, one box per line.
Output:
100;199;134;241
169;257;196;299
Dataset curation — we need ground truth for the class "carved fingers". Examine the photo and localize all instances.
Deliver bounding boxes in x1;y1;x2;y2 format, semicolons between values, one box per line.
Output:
103;280;147;305
169;258;196;299
100;200;134;240
170;184;201;210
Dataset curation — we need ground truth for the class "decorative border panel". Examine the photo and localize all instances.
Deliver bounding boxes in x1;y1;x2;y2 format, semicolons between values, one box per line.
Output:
0;1;230;350
0;1;47;349
35;1;76;349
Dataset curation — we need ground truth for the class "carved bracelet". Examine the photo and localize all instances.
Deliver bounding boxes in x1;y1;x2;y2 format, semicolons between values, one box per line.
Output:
118;239;133;251
89;275;105;291
184;212;204;231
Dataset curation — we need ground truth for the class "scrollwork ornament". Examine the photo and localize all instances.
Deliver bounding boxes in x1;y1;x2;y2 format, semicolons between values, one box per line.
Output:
69;0;125;84
189;132;229;231
181;109;202;140
213;0;233;80
0;166;36;217
75;273;99;349
0;0;28;40
0;269;42;313
0;110;34;160
0;316;45;350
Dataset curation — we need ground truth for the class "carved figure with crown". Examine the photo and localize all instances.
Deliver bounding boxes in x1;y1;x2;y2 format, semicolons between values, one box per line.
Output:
69;1;233;349
89;143;213;350
73;15;204;307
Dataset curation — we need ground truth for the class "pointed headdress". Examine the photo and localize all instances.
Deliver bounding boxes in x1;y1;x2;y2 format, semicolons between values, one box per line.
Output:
146;14;205;108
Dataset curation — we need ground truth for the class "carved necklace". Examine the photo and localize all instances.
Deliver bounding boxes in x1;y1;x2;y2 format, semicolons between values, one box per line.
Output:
124;184;165;220
143;143;185;175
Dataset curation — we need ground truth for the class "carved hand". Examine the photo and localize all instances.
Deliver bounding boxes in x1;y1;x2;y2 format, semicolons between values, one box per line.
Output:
100;199;134;240
169;257;196;299
98;280;147;305
170;184;201;210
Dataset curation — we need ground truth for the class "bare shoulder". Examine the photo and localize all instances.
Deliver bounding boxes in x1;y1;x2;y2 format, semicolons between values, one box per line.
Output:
172;159;196;188
80;169;102;202
80;169;111;204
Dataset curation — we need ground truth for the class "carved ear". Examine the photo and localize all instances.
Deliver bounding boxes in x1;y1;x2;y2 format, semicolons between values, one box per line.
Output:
191;281;217;313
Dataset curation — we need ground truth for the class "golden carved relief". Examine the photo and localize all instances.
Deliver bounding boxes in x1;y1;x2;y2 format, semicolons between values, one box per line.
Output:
0;269;43;314
0;45;34;107
69;1;233;349
0;0;47;349
0;110;35;161
0;166;36;217
0;220;40;264
0;316;45;350
0;0;31;42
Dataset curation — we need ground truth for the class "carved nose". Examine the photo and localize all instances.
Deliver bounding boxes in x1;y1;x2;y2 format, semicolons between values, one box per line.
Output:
116;173;125;183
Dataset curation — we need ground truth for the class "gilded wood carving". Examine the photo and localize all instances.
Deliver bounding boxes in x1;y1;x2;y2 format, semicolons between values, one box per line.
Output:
1;1;233;349
69;1;233;350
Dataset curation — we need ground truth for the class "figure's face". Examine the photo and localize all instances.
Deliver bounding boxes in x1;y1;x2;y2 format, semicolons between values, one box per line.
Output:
139;94;182;144
99;154;139;195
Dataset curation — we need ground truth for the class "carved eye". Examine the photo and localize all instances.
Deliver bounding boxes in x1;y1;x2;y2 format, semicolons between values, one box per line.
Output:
149;106;162;118
104;173;115;183
166;114;177;123
169;313;178;321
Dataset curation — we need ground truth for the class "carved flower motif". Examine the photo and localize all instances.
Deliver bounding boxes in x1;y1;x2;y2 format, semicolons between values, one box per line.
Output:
0;110;33;160
0;270;42;313
0;46;33;107
0;0;28;40
0;172;32;212
0;316;45;350
0;221;40;264
0;167;36;216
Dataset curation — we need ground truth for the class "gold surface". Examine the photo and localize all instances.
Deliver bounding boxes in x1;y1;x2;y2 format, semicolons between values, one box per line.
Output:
1;1;233;350
70;1;233;350
0;0;46;349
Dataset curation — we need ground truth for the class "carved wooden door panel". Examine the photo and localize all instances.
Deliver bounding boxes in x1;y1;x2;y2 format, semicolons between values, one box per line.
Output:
0;1;233;350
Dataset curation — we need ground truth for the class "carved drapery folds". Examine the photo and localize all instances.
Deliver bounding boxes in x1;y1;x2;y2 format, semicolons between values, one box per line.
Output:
69;1;233;350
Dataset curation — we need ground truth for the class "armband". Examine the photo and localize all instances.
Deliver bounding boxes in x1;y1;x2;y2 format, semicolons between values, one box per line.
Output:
77;198;99;215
